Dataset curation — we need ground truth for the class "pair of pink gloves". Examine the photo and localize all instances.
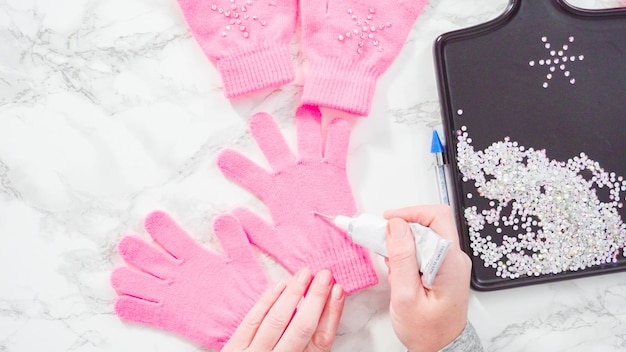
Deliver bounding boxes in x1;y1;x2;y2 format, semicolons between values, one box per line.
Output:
177;0;429;116
111;106;377;349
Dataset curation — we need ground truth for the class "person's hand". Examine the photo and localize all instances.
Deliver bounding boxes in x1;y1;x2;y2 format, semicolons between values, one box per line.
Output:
221;268;345;352
384;205;472;352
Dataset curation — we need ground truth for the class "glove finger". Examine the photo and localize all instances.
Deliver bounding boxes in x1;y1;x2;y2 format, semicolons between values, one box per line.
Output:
117;236;177;279
231;207;297;272
295;105;323;161
111;267;164;303
217;149;271;198
323;118;351;167
114;295;162;325
212;213;260;266
249;112;296;171
144;211;198;260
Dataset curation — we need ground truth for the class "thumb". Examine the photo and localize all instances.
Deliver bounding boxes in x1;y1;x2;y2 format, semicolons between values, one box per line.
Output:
386;219;424;302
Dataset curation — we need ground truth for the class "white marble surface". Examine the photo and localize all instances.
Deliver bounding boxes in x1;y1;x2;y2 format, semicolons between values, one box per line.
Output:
1;0;625;351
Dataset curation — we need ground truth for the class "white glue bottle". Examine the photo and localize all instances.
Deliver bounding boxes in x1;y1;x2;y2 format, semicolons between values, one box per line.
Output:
316;212;451;287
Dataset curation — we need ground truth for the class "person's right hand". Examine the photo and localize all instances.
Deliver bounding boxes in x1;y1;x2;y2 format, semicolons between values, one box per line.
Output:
384;205;472;352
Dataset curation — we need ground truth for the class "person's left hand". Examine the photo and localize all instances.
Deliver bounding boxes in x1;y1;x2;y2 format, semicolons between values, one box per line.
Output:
221;268;345;352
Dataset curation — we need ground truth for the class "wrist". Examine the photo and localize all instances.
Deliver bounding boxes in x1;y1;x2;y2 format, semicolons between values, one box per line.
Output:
401;318;468;352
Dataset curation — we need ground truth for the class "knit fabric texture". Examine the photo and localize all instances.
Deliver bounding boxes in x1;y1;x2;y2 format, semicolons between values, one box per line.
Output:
217;105;378;294
175;0;297;98
300;0;429;116
111;211;268;349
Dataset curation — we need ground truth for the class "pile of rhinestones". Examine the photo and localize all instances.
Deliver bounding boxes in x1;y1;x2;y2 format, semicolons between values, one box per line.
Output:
456;127;626;279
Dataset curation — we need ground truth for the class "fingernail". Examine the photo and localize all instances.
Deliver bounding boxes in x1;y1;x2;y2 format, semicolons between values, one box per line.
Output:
331;284;344;300
272;281;286;292
389;219;408;240
296;268;311;283
316;269;332;286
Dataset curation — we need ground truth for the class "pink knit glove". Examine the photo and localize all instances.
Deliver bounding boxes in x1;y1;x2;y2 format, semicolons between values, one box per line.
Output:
110;211;268;349
301;0;428;116
175;0;297;98
217;105;378;294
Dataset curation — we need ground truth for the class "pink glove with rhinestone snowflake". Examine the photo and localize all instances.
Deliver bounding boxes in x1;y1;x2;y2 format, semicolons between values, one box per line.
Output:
301;0;428;116
110;211;268;349
175;0;297;98
217;105;378;294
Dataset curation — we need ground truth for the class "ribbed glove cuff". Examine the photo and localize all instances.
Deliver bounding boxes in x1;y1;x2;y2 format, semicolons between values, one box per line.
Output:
216;42;295;98
303;240;378;294
302;57;381;116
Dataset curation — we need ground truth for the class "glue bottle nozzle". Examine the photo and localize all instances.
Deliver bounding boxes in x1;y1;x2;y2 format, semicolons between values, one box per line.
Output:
313;211;335;221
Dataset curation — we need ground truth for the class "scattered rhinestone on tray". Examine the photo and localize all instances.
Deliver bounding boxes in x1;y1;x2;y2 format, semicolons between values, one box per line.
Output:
528;35;585;88
456;127;626;279
337;7;392;54
211;0;265;39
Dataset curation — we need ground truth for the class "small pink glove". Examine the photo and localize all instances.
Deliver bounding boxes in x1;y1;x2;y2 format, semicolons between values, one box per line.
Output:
110;211;268;349
175;0;297;98
217;105;378;294
301;0;429;116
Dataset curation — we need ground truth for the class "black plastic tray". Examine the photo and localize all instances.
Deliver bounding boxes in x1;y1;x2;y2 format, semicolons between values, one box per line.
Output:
434;0;626;291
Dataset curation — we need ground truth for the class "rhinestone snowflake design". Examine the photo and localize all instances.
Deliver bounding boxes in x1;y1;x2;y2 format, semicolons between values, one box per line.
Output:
337;7;392;54
211;0;267;38
528;36;585;89
456;128;626;279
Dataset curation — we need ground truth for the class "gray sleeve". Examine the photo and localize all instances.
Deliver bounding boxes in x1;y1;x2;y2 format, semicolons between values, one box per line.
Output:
438;322;484;352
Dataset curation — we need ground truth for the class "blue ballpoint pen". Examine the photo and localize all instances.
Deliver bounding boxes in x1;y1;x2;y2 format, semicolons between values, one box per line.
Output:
430;130;450;205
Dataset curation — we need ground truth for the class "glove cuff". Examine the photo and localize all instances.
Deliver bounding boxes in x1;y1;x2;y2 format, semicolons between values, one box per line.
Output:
216;42;295;98
302;57;381;116
305;240;378;294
